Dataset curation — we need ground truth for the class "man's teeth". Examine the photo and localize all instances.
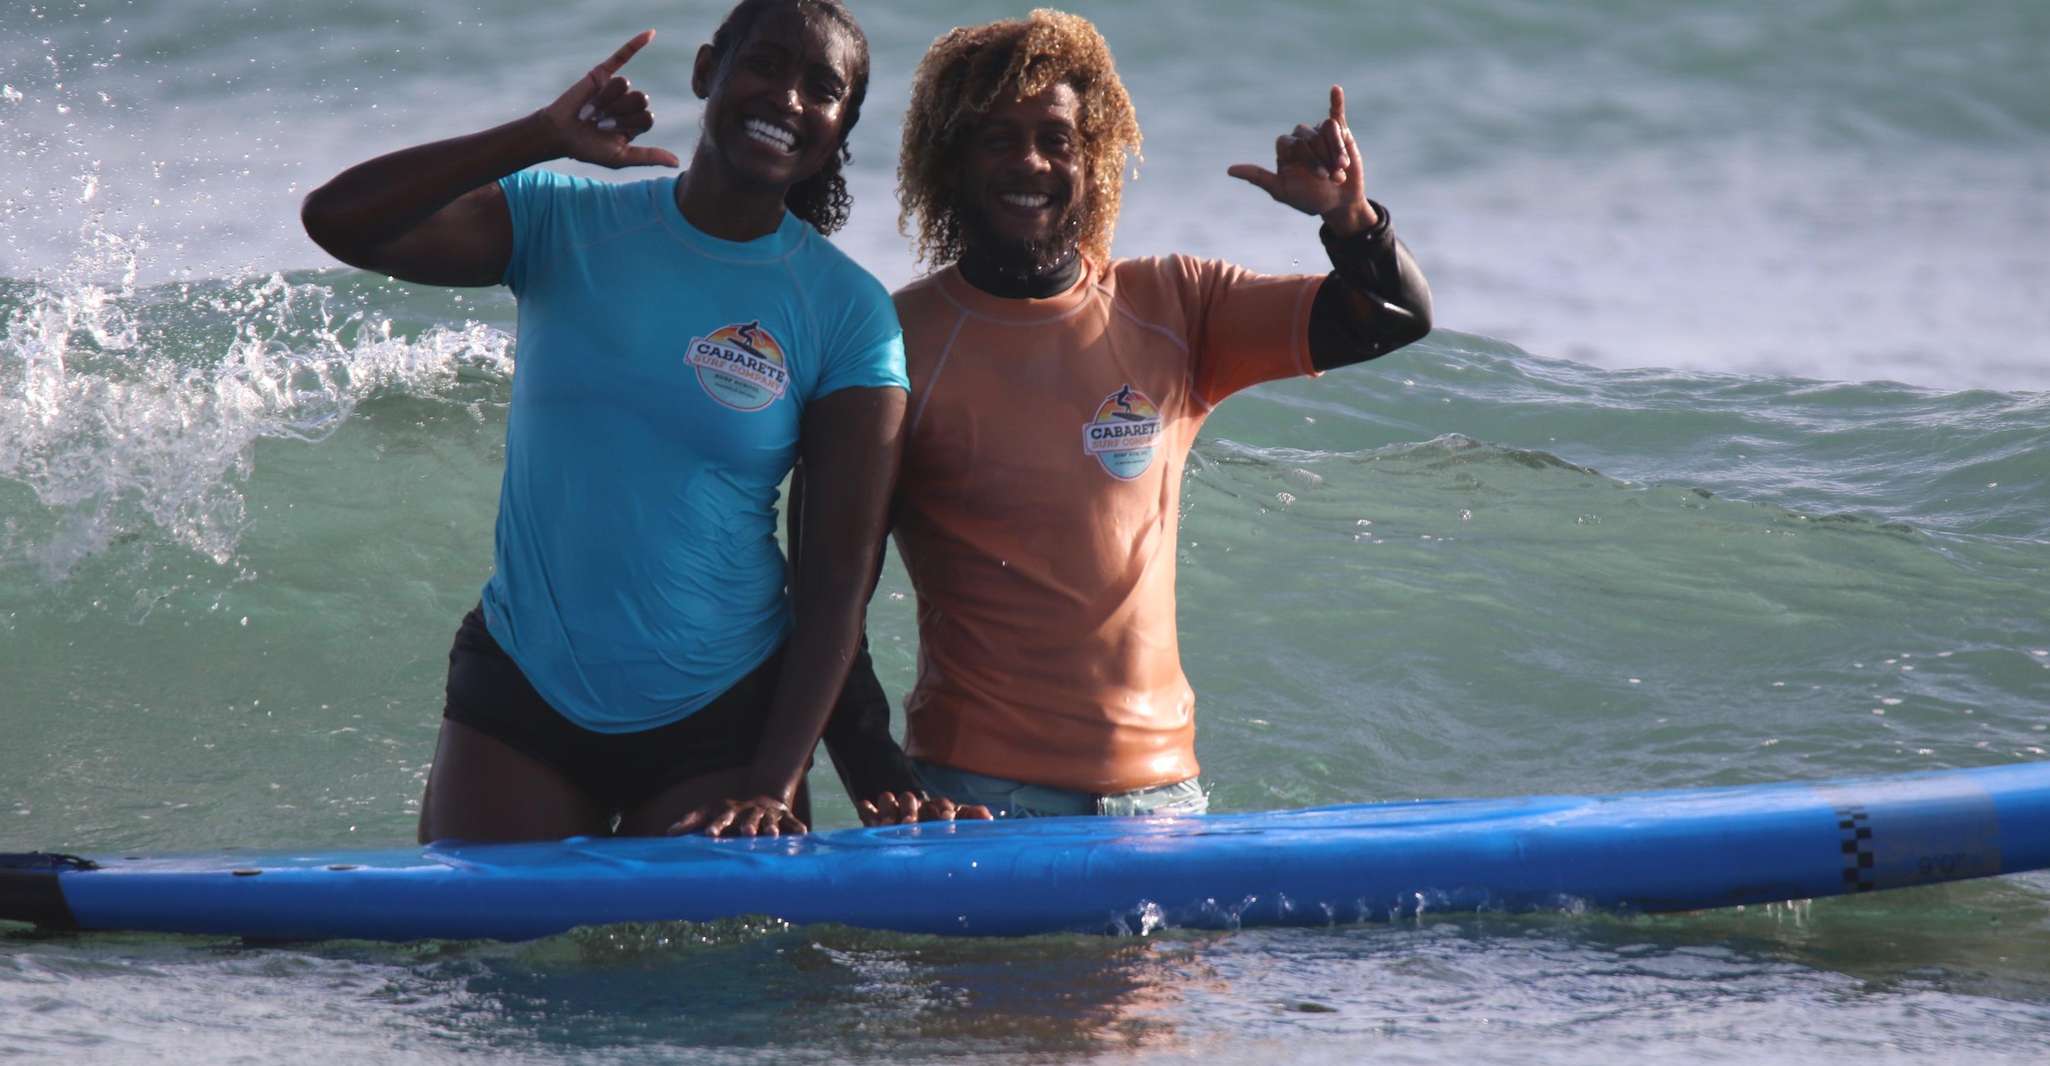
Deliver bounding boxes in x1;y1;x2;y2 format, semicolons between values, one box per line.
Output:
1000;193;1051;209
743;119;796;152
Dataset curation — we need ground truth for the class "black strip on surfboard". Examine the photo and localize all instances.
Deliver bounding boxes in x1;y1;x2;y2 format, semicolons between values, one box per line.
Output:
0;852;94;930
1833;807;1877;893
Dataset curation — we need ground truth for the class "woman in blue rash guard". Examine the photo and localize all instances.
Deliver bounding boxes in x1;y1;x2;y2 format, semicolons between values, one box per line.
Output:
302;0;973;840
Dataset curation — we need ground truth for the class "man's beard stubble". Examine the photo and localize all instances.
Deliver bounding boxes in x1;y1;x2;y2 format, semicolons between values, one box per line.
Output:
955;196;1086;281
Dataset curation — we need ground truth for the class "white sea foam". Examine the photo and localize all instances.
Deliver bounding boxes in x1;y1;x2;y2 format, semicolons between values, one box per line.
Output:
1;209;510;579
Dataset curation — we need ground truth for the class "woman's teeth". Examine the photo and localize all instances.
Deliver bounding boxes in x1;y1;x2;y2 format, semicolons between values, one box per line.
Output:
743;119;796;153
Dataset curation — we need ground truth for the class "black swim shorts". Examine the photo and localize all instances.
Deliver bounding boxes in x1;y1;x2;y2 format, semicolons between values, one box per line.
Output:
440;605;784;813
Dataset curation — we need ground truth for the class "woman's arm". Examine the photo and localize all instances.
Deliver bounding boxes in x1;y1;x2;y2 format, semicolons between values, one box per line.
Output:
787;464;995;827
299;31;679;287
669;386;908;837
784;461;923;802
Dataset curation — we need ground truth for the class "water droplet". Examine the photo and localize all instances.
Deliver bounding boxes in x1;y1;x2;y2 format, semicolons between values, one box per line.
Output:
239;616;249;626
1627;678;1642;685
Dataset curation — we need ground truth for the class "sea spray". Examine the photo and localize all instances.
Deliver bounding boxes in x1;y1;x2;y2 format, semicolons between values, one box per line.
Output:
1;260;512;579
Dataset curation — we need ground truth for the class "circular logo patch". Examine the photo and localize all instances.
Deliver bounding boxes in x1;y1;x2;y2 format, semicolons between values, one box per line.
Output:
1081;384;1162;480
687;320;789;412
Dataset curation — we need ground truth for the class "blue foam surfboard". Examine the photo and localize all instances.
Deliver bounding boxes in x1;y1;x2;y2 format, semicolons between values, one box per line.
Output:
6;763;2048;942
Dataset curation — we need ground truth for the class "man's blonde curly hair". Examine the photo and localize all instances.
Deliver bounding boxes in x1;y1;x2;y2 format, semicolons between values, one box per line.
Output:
897;9;1142;270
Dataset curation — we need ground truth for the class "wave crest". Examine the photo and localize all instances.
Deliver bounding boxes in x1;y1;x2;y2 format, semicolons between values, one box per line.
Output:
1;260;511;579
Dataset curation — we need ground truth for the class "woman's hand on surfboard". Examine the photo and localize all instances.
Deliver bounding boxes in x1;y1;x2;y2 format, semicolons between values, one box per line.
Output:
667;795;808;838
1227;84;1379;236
536;30;681;170
857;791;995;827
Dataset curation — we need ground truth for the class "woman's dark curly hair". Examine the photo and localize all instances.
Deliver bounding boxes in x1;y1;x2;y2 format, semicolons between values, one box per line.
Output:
898;10;1141;269
705;0;870;235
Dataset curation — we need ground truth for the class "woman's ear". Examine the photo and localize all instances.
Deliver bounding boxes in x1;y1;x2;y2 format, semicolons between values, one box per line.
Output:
692;43;717;100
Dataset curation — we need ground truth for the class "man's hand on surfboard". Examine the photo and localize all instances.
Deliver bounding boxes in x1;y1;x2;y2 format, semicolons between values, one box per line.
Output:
536;30;681;170
857;791;994;827
1227;84;1379;236
668;795;807;838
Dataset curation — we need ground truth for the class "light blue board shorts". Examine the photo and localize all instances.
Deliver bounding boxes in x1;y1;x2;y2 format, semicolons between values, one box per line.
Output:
913;760;1209;818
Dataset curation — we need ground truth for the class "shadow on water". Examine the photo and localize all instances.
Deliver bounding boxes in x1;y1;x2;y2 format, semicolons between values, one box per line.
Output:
392;922;1202;1058
10;876;2049;1062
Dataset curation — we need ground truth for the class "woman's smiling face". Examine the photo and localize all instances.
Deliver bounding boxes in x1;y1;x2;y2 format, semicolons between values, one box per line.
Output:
695;5;857;192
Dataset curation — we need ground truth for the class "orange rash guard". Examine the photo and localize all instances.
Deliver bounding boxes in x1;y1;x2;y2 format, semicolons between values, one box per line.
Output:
891;255;1323;794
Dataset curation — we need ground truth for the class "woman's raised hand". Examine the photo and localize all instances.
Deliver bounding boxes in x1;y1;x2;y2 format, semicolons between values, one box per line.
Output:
540;31;682;170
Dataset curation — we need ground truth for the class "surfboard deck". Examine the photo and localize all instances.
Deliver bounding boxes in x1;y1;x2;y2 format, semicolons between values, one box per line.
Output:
6;763;2047;942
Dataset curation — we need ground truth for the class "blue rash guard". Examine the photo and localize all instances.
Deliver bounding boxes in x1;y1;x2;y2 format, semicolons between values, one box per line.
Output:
483;167;907;733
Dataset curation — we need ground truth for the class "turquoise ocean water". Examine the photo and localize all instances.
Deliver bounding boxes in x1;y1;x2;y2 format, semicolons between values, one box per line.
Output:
4;1;2048;1061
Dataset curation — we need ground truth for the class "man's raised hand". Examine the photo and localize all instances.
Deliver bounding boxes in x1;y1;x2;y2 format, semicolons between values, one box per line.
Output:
1227;85;1378;236
540;31;681;170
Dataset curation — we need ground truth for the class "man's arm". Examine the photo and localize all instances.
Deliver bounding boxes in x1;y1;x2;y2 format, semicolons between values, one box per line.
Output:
787;462;920;800
791;465;992;826
298;31;679;287
1306;206;1433;371
1229;85;1433;371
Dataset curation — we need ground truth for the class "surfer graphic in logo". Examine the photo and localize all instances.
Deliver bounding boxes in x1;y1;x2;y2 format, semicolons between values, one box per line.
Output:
687;320;791;411
1081;384;1163;480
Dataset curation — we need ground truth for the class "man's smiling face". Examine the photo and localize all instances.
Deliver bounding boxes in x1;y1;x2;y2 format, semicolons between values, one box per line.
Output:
953;82;1088;275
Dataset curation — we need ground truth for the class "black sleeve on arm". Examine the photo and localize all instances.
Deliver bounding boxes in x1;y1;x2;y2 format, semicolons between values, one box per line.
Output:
1307;199;1435;372
787;462;924;801
818;637;924;800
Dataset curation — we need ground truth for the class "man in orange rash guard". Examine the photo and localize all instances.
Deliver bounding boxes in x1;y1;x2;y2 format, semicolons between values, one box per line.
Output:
825;10;1433;821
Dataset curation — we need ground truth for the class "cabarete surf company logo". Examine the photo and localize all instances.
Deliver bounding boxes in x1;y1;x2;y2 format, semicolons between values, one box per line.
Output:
688;320;790;412
1082;384;1162;480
